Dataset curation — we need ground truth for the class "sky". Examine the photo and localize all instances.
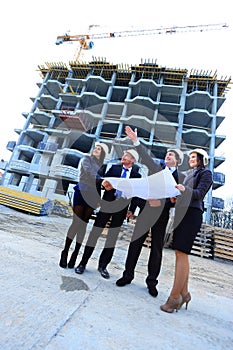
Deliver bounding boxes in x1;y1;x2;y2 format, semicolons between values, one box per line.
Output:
1;0;232;201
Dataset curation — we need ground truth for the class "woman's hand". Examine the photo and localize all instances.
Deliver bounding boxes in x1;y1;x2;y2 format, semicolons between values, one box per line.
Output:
176;184;185;192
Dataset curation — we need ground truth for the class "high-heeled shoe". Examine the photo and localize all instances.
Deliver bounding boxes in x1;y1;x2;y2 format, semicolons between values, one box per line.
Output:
160;295;182;313
179;292;191;310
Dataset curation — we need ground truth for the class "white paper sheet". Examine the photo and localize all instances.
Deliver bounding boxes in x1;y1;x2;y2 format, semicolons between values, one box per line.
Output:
104;167;181;199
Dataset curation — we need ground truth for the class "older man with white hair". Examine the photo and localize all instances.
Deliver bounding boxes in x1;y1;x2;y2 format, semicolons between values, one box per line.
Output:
75;147;141;279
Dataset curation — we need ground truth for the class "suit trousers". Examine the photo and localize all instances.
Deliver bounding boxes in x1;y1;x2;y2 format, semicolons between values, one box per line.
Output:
80;199;129;268
122;203;170;286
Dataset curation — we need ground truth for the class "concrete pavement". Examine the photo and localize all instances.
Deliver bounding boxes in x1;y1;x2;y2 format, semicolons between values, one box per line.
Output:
0;205;232;350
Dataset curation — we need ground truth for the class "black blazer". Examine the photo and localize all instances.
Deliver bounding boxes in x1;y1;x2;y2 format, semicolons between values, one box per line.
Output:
129;143;185;213
176;166;213;212
102;163;141;202
135;143;161;175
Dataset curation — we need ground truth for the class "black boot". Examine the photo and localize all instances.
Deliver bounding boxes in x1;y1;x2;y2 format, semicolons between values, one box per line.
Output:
78;245;95;268
59;250;68;268
68;243;81;268
59;237;73;268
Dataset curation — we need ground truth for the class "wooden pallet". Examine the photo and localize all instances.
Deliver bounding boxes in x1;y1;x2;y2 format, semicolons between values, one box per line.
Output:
214;247;233;261
191;243;213;259
143;224;215;259
140;221;233;263
189;224;213;258
213;228;233;261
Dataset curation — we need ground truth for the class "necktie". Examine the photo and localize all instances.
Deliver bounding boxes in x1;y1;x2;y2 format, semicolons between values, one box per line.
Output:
115;168;129;198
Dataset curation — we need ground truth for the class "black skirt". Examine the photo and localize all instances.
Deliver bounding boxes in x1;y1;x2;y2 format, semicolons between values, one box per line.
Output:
73;189;100;209
172;207;203;254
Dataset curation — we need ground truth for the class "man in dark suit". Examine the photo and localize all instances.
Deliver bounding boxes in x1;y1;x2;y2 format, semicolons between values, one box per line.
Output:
75;148;141;279
116;126;185;297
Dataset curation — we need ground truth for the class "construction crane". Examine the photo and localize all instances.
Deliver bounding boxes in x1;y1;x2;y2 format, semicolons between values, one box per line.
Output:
56;23;228;61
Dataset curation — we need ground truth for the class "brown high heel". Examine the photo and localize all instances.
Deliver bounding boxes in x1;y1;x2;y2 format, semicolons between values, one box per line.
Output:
179;292;191;310
160;295;182;313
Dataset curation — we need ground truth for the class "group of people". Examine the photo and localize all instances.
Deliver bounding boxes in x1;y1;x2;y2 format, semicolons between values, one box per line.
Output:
59;126;213;313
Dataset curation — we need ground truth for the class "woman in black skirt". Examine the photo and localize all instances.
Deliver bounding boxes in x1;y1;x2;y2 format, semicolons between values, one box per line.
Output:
160;148;213;313
59;142;108;268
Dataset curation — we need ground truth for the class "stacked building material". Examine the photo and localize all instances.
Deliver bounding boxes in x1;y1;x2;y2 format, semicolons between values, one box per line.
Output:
213;227;233;261
191;224;214;259
0;186;52;215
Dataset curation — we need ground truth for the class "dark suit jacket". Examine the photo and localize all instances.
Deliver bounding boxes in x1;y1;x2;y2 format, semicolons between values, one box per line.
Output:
102;163;141;202
164;168;185;209
135;143;161;175
129;143;185;213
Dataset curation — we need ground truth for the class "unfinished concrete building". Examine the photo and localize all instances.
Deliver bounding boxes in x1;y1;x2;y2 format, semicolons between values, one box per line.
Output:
0;59;231;221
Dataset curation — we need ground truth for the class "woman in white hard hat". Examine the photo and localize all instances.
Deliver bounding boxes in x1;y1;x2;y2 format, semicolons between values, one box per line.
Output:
160;148;213;313
59;142;108;269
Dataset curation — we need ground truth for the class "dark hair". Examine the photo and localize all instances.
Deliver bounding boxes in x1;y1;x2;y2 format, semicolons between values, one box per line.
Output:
172;151;180;163
92;147;105;165
99;148;106;164
196;153;204;167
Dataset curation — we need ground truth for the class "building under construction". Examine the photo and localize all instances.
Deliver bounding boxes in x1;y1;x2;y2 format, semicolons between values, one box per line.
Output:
0;58;231;221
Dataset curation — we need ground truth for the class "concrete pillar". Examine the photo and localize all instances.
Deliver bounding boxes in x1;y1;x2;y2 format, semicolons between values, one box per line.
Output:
205;82;218;223
176;81;187;148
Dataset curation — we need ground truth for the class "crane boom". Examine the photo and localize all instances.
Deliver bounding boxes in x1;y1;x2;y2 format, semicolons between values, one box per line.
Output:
56;23;228;44
55;23;229;60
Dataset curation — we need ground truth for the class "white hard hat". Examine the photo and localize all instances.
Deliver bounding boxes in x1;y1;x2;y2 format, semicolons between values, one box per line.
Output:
124;149;139;163
95;142;109;157
167;148;184;166
189;148;209;165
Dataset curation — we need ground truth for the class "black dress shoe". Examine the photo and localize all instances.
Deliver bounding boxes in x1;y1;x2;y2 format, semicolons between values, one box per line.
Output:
116;277;132;287
98;267;110;279
147;284;158;297
75;264;85;274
